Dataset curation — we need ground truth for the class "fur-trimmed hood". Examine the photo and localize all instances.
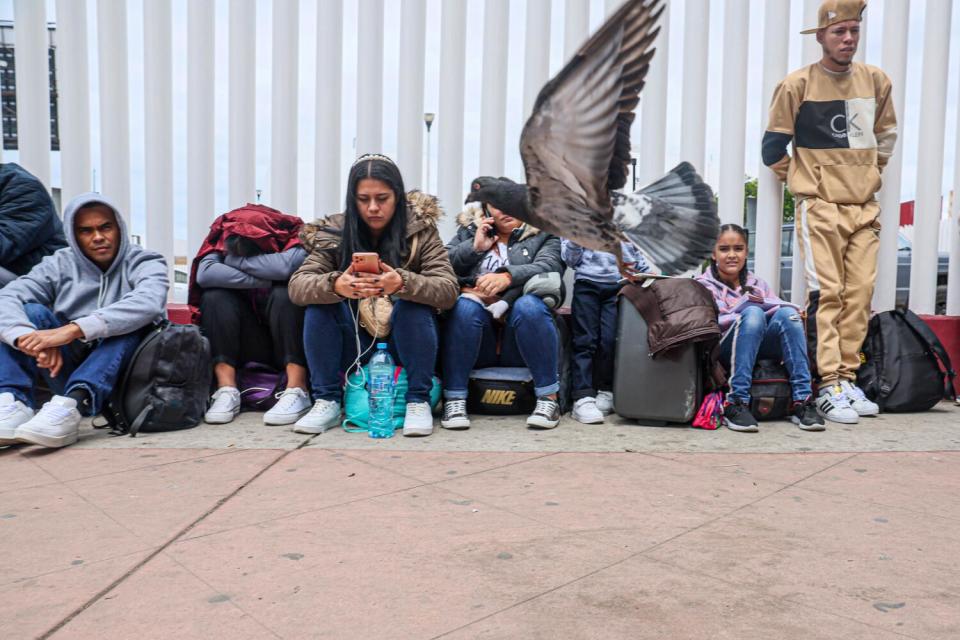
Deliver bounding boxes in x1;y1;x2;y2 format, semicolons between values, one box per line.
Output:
300;189;444;252
455;204;541;242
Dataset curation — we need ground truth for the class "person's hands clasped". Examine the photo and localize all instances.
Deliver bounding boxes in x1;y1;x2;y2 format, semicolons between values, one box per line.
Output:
334;264;384;299
16;324;84;356
474;272;512;297
473;218;497;253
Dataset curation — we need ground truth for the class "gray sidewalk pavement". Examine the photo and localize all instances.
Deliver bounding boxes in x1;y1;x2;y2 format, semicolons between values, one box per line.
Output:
1;403;959;639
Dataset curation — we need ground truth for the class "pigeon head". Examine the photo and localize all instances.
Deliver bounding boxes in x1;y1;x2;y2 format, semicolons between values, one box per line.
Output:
464;177;531;221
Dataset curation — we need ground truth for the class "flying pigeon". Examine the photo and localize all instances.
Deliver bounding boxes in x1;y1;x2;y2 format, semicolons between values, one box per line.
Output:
465;0;719;277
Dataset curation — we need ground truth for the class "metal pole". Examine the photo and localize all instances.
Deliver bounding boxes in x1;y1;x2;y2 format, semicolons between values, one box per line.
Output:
564;0;590;59
637;1;669;187
316;0;344;215
97;0;131;223
13;0;50;187
754;0;790;291
679;0;709;172
909;0;953;314
228;0;257;209
143;0;174;285
522;0;551;120
271;0;299;214
397;0;426;188
55;0;92;204
437;1;467;240
873;0;909;312
948;111;960;314
717;0;749;225
479;0;509;176
356;0;384;157
187;0;215;256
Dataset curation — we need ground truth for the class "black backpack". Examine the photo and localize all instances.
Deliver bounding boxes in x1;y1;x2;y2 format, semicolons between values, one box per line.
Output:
99;322;212;436
857;309;956;412
749;359;792;420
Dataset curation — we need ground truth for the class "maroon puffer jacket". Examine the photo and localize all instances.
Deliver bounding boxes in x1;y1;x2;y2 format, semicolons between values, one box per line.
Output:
620;278;720;357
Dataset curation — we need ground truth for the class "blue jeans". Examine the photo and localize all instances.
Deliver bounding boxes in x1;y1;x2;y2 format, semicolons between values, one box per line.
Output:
570;279;619;399
0;304;143;415
719;305;812;403
303;299;438;404
442;295;559;399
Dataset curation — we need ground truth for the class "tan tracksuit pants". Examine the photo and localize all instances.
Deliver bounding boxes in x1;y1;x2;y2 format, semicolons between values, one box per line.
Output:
795;197;880;385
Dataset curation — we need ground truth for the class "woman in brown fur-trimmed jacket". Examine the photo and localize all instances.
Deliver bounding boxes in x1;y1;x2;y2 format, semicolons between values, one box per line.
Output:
288;154;457;437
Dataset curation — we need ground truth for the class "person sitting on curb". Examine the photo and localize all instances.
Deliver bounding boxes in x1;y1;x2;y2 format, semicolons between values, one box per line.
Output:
441;181;565;431
561;238;649;424
0;163;67;286
696;224;825;433
288;153;458;437
189;204;309;426
0;193;168;448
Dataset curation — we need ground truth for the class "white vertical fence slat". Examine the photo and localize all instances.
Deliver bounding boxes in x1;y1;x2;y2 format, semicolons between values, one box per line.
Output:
143;0;173;285
315;0;344;215
228;0;257;210
909;0;953;314
55;0;92;205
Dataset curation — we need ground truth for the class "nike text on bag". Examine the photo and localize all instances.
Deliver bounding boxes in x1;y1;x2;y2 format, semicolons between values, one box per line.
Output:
99;322;212;436
857;310;956;412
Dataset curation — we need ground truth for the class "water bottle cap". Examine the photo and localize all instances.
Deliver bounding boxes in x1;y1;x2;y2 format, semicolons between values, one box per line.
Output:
377;343;388;349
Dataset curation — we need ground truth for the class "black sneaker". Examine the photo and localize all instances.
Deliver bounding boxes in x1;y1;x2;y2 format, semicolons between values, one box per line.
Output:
527;397;560;429
791;397;826;431
723;399;758;432
440;399;470;430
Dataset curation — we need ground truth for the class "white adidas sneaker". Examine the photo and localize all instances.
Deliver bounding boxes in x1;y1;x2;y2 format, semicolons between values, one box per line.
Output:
816;384;859;424
840;380;880;417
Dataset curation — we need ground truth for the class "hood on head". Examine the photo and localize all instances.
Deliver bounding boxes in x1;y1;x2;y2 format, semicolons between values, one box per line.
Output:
62;192;129;273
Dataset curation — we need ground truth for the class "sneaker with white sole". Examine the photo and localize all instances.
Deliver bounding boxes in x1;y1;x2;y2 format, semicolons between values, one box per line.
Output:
15;395;81;448
595;390;614;415
204;386;241;424
293;399;341;434
816;384;859;424
572;397;604;424
440;399;470;430
527;397;561;429
840;380;880;417
0;392;34;445
263;388;312;425
402;402;434;437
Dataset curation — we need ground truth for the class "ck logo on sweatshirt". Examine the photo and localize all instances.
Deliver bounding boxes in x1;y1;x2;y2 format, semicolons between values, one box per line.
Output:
796;98;877;150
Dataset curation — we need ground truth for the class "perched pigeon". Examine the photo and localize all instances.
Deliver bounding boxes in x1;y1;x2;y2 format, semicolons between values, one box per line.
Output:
465;0;719;276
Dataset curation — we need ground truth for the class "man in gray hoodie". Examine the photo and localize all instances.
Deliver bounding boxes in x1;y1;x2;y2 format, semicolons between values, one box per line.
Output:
0;193;168;448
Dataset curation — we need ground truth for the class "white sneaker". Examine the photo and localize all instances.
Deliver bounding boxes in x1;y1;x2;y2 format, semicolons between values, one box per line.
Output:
15;395;81;448
816;384;859;424
572;397;604;424
293;399;341;434
0;392;34;445
402;402;434;437
263;388;312;425
440;399;471;430
596;390;614;415
204;386;241;424
840;380;880;417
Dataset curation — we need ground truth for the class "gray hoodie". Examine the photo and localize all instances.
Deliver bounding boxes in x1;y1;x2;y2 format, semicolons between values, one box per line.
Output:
0;193;169;346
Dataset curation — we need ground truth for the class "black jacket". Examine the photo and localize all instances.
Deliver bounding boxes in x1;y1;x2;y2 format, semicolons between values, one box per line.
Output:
0;163;66;277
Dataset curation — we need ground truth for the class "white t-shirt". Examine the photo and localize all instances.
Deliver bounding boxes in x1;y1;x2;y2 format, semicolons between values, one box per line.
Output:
478;242;509;275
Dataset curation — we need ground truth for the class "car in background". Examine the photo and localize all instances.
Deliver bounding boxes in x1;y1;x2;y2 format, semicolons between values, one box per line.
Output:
748;224;948;314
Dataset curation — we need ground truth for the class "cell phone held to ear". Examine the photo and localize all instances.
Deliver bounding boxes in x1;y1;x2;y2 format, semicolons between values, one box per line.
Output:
484;218;497;239
351;252;381;274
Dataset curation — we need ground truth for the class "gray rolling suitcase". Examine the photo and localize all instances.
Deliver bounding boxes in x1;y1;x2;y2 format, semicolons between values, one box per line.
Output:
613;296;702;425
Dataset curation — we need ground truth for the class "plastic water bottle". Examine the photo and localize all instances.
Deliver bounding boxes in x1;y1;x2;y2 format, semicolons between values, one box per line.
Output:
368;343;396;439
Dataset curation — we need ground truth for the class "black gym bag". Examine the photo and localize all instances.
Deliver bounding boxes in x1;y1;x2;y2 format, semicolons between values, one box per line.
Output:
749;359;792;420
857;309;956;413
98;322;212;436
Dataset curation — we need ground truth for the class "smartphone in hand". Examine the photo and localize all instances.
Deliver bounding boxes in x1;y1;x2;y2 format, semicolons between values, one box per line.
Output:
484;218;497;239
352;252;380;274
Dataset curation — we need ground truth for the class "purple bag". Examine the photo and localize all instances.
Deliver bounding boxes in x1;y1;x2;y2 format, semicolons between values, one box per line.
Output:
237;362;287;410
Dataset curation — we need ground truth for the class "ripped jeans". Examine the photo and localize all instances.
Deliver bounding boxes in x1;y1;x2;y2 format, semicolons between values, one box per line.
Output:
718;305;813;403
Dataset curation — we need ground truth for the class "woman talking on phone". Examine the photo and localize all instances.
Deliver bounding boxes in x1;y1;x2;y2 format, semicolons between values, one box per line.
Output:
695;224;824;433
288;154;458;436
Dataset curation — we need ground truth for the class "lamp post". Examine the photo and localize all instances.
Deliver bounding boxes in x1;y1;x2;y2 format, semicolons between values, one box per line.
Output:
631;157;638;192
423;112;435;192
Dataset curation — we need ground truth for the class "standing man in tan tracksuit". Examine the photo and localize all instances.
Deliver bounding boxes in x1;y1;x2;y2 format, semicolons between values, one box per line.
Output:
762;0;897;425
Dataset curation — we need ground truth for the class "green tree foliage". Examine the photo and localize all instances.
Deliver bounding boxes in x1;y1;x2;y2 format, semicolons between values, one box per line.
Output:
744;177;795;222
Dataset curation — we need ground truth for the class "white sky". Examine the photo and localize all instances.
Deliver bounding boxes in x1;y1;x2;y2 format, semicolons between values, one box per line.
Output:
1;0;959;246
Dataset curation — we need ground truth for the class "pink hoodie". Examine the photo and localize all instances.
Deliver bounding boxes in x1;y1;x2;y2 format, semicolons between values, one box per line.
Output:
695;267;798;332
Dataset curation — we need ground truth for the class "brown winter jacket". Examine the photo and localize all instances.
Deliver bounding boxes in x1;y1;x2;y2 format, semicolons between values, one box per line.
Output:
621;278;720;357
288;191;459;310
